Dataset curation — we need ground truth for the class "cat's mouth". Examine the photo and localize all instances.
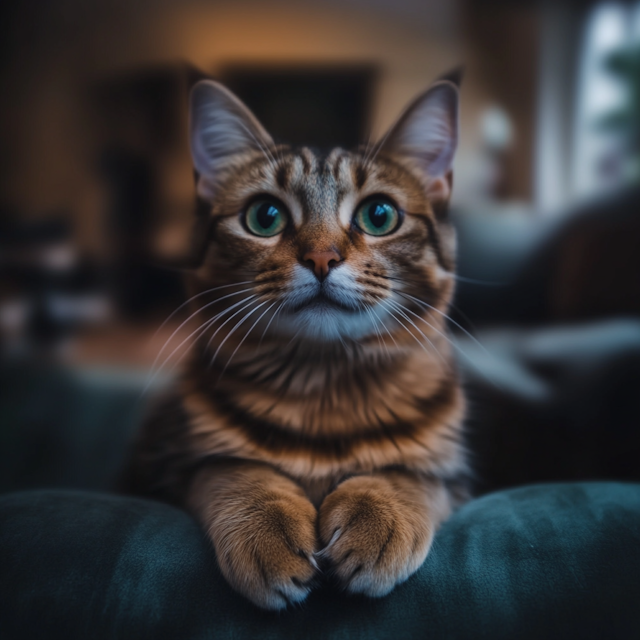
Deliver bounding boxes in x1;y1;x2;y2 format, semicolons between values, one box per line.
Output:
288;290;360;314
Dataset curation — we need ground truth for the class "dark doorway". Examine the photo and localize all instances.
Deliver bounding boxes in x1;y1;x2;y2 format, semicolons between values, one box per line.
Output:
221;65;378;150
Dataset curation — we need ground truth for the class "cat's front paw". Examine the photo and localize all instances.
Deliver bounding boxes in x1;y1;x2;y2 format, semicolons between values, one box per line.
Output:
213;491;318;610
318;475;433;597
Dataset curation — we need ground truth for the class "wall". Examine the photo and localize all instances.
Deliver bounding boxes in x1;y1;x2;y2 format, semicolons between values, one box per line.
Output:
0;0;525;254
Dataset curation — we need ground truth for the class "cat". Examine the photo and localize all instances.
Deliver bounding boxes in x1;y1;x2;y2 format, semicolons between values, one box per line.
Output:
122;72;469;610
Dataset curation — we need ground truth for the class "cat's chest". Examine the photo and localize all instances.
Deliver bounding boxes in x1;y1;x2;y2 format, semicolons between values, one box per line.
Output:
183;372;465;485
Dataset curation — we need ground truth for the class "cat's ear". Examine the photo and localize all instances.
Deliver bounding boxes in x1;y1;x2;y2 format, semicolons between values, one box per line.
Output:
379;79;459;202
189;80;274;196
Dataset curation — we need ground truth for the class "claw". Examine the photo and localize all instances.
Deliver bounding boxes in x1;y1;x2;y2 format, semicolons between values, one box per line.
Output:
315;528;342;559
297;548;320;571
308;553;320;571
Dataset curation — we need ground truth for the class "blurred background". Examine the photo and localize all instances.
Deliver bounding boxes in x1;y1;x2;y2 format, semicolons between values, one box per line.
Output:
1;0;639;496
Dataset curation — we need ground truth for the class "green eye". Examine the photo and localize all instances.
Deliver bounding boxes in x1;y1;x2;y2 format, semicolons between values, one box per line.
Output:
355;200;400;236
245;199;287;237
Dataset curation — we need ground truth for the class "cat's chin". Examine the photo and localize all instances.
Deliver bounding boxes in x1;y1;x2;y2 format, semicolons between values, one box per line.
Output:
274;303;385;343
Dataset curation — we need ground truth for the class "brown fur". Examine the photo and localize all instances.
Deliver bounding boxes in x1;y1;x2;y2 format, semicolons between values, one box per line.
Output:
123;77;469;609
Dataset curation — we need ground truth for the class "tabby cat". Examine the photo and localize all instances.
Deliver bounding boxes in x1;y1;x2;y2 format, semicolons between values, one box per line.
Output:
124;73;468;610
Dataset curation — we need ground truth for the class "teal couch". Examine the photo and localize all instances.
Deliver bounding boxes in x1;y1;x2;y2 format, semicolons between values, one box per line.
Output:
1;355;640;639
2;483;640;639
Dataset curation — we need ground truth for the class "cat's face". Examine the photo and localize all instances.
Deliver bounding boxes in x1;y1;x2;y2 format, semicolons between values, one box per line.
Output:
187;79;459;346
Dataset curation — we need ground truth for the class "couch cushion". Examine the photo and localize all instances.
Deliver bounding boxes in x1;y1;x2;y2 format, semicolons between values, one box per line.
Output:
1;482;639;639
0;362;151;494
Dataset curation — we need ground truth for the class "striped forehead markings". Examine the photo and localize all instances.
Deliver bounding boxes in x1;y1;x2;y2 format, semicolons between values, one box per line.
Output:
267;147;375;228
275;162;291;190
285;148;345;225
331;151;349;181
299;147;315;175
354;164;368;190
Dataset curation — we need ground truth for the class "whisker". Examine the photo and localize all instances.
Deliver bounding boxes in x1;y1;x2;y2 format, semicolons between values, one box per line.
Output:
369;305;400;349
148;287;254;384
274;143;287;166
219;300;279;379
150;280;253;343
258;301;285;347
336;332;350;363
365;119;395;169
142;294;257;395
392;294;505;390
209;300;270;372
445;299;481;337
205;297;261;352
381;299;451;370
363;305;384;348
396;291;495;361
453;274;507;286
377;300;435;361
284;324;305;350
387;298;463;367
384;268;507;287
361;130;375;170
183;294;259;354
236;120;278;171
363;304;389;357
368;271;485;333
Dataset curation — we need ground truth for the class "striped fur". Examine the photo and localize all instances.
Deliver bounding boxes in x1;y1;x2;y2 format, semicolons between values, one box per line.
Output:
124;78;468;610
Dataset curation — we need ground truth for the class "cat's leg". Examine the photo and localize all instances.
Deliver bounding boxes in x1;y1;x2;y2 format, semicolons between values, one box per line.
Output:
188;459;318;610
318;470;451;596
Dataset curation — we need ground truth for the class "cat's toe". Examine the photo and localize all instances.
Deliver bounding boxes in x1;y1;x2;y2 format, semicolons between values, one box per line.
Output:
251;548;318;609
215;495;319;610
319;481;431;597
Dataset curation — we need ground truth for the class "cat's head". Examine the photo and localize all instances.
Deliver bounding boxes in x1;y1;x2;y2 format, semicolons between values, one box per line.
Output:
186;76;459;349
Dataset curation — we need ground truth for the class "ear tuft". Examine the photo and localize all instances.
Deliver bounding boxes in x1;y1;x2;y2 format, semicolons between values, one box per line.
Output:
189;80;273;186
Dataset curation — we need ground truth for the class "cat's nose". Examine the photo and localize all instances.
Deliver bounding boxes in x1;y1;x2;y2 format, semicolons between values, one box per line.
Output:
302;249;342;281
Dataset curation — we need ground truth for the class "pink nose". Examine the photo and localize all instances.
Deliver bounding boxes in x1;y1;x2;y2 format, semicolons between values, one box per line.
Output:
302;249;342;281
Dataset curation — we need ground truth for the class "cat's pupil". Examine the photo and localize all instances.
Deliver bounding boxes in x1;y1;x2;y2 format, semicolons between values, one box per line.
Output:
257;203;279;229
368;203;388;228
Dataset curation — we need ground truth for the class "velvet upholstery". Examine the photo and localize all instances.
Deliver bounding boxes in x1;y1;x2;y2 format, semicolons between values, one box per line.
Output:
0;362;148;494
2;482;639;639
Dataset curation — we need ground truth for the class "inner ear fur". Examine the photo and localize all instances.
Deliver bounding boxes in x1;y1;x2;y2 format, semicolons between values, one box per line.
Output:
189;80;274;189
379;79;459;203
